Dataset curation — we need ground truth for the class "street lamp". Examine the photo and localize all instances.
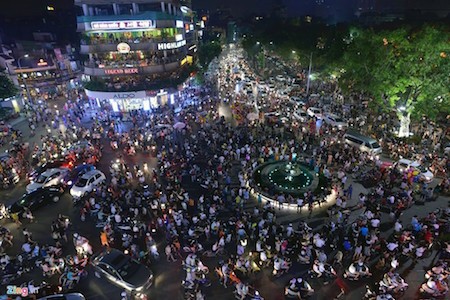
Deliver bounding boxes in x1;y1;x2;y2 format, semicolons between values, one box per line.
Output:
17;54;33;103
305;53;313;96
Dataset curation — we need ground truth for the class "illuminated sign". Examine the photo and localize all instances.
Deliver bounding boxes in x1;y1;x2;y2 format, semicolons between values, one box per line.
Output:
91;20;154;30
175;34;183;42
157;40;186;50
113;93;135;99
104;68;139;75
176;20;184;28
117;42;131;54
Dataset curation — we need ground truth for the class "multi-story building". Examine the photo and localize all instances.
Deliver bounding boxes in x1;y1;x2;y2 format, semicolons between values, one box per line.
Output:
75;0;195;111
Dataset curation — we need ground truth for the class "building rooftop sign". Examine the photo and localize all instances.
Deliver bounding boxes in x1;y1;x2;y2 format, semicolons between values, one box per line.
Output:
91;20;155;30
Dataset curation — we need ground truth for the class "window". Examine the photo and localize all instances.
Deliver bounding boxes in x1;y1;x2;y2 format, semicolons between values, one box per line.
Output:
118;4;133;15
346;136;363;145
94;5;114;16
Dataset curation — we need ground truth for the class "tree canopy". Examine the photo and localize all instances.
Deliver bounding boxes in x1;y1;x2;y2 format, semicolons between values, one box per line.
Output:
198;42;222;69
0;73;18;100
336;24;450;120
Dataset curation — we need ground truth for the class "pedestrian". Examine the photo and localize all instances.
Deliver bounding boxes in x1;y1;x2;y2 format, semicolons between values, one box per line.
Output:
11;211;22;225
100;230;109;249
24;207;34;223
165;244;177;262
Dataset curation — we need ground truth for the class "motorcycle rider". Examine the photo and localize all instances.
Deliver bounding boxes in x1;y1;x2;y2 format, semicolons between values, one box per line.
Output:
345;260;371;280
312;259;325;277
235;281;249;300
380;271;408;293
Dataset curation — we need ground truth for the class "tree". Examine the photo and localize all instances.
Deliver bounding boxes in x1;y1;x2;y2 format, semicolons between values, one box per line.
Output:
336;24;450;137
198;42;222;69
0;73;18;100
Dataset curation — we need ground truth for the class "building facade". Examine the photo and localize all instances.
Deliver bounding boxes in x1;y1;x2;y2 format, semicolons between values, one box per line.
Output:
75;0;195;111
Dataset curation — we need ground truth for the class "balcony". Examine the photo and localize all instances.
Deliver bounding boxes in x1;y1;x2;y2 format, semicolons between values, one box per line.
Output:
83;61;180;76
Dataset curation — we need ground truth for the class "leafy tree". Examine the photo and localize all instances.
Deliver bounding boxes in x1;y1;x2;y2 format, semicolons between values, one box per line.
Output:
198;42;222;68
0;73;18;100
336;24;450;136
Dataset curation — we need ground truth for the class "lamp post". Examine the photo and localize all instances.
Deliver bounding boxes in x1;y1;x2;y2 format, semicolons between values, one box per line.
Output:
306;52;313;96
17;54;33;103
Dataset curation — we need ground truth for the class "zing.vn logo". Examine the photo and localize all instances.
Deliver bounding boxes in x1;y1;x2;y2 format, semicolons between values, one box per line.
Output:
6;285;39;297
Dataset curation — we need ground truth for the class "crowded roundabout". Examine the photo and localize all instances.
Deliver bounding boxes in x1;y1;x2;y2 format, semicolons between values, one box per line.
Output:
0;45;449;300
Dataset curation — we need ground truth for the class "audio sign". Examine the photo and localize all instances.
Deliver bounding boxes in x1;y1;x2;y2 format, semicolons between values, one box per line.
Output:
91;20;155;30
104;68;139;75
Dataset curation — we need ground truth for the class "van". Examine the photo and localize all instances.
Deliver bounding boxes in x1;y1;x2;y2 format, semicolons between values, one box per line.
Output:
344;131;382;155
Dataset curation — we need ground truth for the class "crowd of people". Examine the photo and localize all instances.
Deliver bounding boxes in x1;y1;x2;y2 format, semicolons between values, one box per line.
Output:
0;44;448;300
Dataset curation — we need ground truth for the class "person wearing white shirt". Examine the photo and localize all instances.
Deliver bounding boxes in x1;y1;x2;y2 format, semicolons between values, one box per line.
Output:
387;242;399;252
394;220;403;232
370;218;380;228
415;245;426;258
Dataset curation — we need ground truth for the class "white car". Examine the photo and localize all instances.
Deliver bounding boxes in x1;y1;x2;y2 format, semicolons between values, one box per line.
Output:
289;97;306;107
293;109;309;122
306;107;323;119
70;170;106;198
324;113;348;129
396;159;434;183
26;168;69;193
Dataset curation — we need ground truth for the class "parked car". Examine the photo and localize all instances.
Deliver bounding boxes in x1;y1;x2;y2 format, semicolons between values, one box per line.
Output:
396;159;434;183
70;170;106;199
292;109;309;122
38;293;86;300
306;107;323;119
8;186;64;216
324;113;348;129
26;168;69;193
91;248;153;292
63;164;96;187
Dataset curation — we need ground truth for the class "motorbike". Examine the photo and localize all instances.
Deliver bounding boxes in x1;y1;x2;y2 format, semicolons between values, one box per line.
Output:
1;262;29;285
343;261;372;281
419;277;448;298
285;278;314;299
363;285;395;300
309;262;337;284
379;273;408;295
273;257;292;277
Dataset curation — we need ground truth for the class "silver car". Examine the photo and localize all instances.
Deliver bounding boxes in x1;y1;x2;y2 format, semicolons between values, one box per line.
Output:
92;249;153;292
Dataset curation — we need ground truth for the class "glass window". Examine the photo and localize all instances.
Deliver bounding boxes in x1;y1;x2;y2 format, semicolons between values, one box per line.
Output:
118;4;132;15
94;5;114;16
75;178;88;187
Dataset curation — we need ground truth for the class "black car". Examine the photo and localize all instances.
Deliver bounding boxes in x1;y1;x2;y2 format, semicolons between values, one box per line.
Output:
8;186;64;215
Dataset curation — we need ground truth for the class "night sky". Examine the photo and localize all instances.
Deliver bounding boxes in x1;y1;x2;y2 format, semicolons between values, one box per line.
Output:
1;0;449;18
